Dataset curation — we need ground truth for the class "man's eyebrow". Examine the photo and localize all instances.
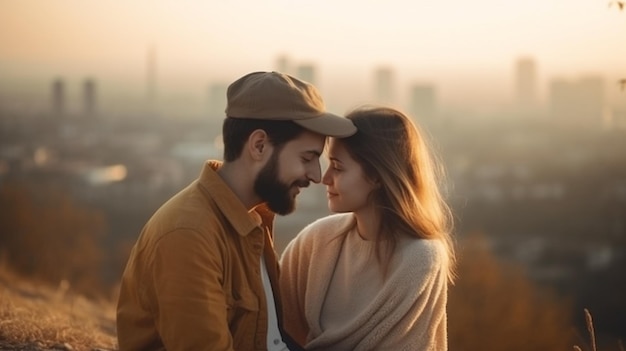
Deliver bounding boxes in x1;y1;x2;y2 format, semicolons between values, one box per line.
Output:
303;150;322;157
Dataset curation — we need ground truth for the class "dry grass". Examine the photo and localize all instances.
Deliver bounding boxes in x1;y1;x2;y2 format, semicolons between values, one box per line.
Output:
1;260;624;351
0;264;117;351
574;308;625;351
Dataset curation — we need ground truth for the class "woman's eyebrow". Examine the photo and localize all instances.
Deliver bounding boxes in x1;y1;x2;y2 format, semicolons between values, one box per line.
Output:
328;157;342;164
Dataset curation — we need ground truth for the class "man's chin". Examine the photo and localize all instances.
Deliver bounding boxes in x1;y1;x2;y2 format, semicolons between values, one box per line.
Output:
266;199;296;216
272;206;296;216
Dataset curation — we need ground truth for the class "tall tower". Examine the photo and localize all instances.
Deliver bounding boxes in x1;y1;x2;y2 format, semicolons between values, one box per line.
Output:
515;57;537;115
549;76;605;127
147;44;158;116
208;83;228;118
409;84;437;122
296;64;316;85
83;78;97;118
374;66;394;106
51;78;65;117
578;76;605;125
276;55;291;75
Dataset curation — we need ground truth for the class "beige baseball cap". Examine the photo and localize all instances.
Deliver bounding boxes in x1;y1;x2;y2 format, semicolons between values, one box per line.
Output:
225;71;356;137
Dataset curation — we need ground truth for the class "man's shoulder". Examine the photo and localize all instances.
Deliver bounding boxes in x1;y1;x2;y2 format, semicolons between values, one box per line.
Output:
144;182;228;241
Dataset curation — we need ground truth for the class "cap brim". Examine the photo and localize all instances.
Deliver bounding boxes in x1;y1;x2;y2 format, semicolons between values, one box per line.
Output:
293;113;357;137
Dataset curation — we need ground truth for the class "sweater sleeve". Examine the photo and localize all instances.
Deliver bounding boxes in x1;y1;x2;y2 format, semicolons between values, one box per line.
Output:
379;239;449;351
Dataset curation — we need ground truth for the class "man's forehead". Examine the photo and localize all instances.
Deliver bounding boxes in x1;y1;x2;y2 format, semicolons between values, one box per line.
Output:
289;132;325;150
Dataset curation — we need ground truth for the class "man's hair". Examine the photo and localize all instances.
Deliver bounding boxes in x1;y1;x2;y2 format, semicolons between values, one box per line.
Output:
222;117;307;162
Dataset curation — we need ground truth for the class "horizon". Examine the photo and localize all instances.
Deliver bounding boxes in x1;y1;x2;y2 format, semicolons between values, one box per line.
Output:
1;0;625;116
1;62;624;119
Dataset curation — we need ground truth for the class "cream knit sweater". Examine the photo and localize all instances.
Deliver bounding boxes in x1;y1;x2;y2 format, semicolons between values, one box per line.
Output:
279;213;449;351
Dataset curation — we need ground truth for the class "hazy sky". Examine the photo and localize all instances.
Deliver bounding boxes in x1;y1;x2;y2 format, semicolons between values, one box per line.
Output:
1;0;625;112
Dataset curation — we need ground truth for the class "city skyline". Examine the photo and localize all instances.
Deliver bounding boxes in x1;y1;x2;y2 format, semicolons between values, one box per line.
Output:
1;0;625;114
1;55;623;122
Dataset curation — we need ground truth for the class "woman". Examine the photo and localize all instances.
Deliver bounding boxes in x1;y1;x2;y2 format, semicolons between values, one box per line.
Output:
279;106;456;351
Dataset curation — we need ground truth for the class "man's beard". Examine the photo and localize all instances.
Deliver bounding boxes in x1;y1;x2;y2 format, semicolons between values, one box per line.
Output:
254;151;310;215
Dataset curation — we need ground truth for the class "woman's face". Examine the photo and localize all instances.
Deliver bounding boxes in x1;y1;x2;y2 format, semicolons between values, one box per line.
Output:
322;138;377;213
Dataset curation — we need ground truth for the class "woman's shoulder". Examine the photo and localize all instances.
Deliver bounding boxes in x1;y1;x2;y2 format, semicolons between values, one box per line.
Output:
397;236;447;268
288;213;353;247
282;213;354;260
299;213;354;236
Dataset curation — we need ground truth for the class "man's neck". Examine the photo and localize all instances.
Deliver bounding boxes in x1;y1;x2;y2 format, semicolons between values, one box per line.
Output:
217;161;261;211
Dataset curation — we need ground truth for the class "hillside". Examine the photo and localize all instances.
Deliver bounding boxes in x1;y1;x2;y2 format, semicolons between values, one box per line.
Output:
0;265;117;351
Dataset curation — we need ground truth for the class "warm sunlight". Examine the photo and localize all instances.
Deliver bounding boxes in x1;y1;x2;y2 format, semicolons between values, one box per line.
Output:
1;2;626;350
1;0;625;116
1;0;624;77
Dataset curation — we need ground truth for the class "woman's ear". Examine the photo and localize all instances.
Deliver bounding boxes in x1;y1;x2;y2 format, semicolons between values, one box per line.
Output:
370;176;382;189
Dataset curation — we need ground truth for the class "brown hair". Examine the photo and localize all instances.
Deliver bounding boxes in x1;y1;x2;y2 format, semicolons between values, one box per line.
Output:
339;106;456;281
221;117;305;162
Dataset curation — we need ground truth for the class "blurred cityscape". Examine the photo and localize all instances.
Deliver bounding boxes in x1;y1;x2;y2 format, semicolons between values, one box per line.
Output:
1;53;625;341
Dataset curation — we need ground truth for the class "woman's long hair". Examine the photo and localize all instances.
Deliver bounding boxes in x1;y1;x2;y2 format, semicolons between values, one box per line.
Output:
340;106;456;282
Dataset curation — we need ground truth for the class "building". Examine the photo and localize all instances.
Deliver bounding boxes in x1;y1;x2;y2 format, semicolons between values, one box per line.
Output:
208;83;228;119
83;78;97;118
549;76;605;127
51;78;65;118
295;64;316;85
409;83;437;122
514;57;538;115
374;66;395;106
146;45;158;117
276;55;291;75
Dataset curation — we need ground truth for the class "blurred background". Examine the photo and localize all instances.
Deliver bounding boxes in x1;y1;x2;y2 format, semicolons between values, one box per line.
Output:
1;0;625;350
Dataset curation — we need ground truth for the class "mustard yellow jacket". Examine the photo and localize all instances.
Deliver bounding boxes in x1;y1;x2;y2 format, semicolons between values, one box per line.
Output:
117;161;283;351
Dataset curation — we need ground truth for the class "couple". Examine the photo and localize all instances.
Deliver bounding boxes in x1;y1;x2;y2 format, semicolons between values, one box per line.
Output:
116;71;455;351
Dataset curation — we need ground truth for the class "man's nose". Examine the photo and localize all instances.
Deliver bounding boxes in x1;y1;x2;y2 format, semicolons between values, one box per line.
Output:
307;162;322;184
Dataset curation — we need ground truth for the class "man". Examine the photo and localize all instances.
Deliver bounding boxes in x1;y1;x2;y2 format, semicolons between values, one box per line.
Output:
116;71;356;351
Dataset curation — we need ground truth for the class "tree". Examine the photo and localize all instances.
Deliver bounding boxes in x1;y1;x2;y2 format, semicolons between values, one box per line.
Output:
608;1;626;90
448;233;575;351
0;180;106;296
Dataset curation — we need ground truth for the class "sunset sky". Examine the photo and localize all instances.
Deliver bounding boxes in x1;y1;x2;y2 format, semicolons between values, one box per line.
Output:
1;0;625;112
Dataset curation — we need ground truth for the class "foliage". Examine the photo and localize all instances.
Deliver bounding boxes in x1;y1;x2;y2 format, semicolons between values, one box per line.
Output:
448;232;575;351
0;180;106;297
608;1;625;11
608;1;625;90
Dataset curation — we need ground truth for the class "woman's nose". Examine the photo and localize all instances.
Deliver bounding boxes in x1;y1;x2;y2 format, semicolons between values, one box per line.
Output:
322;168;332;185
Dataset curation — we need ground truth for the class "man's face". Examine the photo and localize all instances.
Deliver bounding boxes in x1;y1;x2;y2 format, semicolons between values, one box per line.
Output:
254;131;325;215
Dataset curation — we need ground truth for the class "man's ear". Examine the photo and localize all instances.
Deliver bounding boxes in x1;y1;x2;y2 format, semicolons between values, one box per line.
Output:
247;129;270;161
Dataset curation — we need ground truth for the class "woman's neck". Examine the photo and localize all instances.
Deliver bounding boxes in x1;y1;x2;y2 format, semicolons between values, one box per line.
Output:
354;205;381;241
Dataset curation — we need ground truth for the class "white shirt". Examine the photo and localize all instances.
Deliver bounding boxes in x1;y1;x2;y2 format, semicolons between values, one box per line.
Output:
261;256;289;351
